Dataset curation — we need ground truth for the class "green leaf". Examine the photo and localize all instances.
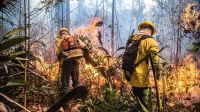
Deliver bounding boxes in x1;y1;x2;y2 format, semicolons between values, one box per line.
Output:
13;57;29;61
188;43;199;52
0;36;29;51
0;51;28;62
6;79;27;86
8;51;27;57
0;79;27;90
2;27;25;41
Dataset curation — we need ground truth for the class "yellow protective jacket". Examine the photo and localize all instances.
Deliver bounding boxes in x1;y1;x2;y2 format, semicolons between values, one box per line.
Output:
123;33;160;87
55;36;64;66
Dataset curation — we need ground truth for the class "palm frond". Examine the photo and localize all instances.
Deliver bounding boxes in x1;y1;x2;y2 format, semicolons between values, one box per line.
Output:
0;36;29;52
2;27;25;41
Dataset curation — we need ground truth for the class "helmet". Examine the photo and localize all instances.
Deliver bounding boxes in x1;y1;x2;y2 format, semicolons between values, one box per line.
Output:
58;28;70;35
138;20;156;35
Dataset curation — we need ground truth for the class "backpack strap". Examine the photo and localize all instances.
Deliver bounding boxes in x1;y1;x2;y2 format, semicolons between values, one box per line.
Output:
135;35;153;43
126;35;153;51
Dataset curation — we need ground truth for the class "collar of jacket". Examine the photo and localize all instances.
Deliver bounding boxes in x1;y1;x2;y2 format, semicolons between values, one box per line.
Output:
57;36;62;39
135;29;152;36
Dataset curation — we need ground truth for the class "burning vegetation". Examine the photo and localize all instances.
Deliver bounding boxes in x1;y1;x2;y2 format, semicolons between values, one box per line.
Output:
181;3;200;33
0;1;200;112
29;17;200;111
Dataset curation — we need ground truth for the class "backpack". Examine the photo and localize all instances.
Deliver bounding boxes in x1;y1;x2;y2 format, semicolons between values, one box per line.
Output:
61;36;83;59
122;35;153;74
61;36;81;51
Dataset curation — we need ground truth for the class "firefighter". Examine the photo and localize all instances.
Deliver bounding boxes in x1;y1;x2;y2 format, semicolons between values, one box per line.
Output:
55;28;97;94
123;20;161;112
55;28;69;90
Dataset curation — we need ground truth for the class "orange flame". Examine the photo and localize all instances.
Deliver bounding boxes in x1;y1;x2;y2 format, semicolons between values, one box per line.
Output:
181;3;200;32
75;17;103;47
172;54;199;92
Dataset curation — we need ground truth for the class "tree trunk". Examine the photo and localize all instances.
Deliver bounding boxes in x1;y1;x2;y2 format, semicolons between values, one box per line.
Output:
175;0;182;67
66;0;70;29
1;11;3;36
111;0;115;56
61;1;64;28
23;0;27;110
19;0;22;36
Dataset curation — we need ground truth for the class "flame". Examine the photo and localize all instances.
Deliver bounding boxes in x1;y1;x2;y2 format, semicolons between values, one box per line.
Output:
151;54;200;101
149;54;200;101
85;64;99;77
30;47;59;81
31;17;105;82
181;3;200;32
34;56;59;81
75;17;103;47
171;54;199;93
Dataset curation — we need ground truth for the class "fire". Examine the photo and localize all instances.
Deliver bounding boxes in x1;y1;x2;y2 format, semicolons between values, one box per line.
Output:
29;49;58;81
34;56;59;81
30;17;105;83
149;53;200;102
75;17;103;47
181;3;200;32
29;42;59;81
171;54;199;93
152;54;200;102
84;64;99;77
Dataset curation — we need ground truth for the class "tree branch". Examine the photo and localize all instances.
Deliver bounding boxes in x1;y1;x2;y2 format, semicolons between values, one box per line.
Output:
0;92;31;112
